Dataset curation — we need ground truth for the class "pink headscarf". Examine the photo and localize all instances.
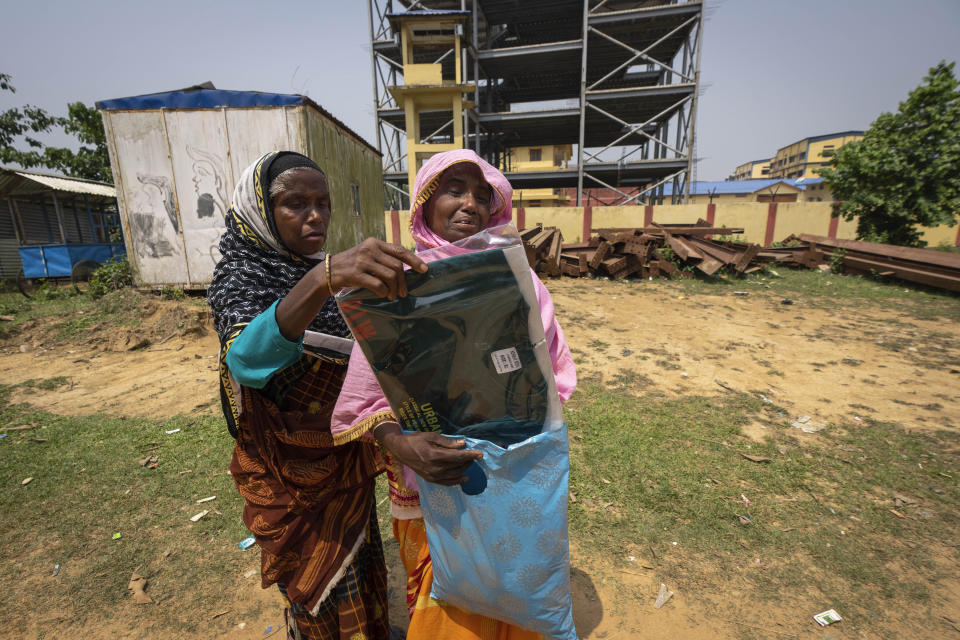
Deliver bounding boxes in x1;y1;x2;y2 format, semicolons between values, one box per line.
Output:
331;150;576;497
408;149;515;251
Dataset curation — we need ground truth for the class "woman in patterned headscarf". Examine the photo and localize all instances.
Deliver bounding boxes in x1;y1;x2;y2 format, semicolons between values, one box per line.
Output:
331;149;577;639
208;150;463;640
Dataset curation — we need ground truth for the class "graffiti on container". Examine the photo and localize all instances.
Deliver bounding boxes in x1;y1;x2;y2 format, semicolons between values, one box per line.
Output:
129;212;176;258
186;145;227;220
137;174;179;233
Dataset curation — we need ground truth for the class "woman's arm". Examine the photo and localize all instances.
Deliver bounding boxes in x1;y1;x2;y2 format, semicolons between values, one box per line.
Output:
532;272;577;402
225;300;302;388
276;238;427;341
332;341;480;486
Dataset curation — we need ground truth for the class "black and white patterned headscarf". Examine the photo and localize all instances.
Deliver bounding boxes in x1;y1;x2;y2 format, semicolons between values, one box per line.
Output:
207;151;350;346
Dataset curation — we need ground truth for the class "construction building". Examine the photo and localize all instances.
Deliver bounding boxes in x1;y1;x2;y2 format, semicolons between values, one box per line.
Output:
730;131;863;181
368;0;704;208
730;158;771;181
507;144;572;206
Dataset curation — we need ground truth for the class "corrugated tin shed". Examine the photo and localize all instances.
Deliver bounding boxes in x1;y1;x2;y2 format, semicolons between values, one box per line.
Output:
0;168;116;199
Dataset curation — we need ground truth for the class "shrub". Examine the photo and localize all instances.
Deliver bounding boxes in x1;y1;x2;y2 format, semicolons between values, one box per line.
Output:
88;257;133;298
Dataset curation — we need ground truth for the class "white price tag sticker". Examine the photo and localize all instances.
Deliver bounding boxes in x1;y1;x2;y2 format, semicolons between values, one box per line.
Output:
491;347;522;374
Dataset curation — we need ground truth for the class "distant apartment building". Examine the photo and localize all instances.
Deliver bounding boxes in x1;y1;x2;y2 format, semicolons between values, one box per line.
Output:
768;131;863;179
504;144;572;207
730;131;863;181
731;158;771;180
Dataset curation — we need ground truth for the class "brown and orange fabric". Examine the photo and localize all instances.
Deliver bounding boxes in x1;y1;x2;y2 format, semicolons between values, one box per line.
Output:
278;504;390;640
394;518;542;640
229;354;385;617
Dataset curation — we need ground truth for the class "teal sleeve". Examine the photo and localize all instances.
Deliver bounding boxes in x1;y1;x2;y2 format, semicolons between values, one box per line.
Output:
225;300;303;389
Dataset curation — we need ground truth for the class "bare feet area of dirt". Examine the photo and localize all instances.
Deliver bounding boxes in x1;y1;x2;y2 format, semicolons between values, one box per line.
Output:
1;278;958;640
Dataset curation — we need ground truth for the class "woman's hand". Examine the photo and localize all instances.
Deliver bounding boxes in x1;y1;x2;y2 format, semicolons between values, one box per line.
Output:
276;238;423;342
376;423;482;486
331;238;427;300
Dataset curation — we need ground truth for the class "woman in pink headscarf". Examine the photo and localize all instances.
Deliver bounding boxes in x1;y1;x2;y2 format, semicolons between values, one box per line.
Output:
332;149;576;639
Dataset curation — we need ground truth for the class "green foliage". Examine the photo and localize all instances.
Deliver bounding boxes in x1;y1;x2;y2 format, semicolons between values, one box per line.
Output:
653;245;681;268
829;247;847;274
819;62;960;247
770;239;802;248
87;256;133;298
0;73;112;182
159;285;186;301
28;280;79;301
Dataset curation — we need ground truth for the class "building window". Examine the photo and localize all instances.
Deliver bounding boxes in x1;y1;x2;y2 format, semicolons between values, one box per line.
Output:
350;184;361;216
529;148;542;162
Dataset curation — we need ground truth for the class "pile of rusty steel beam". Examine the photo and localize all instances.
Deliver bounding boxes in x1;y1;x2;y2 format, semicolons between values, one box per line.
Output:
519;226;564;277
519;223;960;292
785;234;960;292
520;222;776;279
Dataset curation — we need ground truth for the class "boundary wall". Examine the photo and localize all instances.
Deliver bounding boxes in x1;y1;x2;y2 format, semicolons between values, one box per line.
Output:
385;203;960;250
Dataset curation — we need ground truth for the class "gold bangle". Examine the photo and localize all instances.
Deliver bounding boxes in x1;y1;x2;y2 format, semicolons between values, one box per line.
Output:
325;253;336;297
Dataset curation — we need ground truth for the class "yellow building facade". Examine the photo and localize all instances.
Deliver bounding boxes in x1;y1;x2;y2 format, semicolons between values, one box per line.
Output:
730;158;771;180
386;11;474;192
504;144;573;207
767;131;863;179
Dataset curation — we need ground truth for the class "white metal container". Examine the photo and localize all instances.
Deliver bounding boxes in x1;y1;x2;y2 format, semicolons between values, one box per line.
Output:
99;89;384;288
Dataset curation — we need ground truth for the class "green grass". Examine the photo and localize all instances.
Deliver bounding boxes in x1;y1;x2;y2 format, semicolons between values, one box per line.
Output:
615;267;960;320
0;384;254;634
0;376;409;636
564;384;960;624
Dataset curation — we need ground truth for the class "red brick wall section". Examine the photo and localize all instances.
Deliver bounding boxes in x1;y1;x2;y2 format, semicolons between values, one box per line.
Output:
828;215;840;239
517;206;525;231
764;202;778;247
582;205;592;242
706;203;716;239
390;209;401;245
644;205;653;227
955;222;960;247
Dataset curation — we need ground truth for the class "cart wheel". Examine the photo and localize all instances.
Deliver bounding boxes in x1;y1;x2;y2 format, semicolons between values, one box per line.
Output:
16;269;37;298
71;260;101;285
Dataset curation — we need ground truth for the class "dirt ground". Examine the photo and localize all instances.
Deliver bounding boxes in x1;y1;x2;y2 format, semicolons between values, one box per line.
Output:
1;279;958;639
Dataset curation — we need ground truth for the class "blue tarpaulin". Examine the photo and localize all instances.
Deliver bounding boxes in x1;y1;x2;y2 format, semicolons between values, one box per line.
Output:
97;89;307;111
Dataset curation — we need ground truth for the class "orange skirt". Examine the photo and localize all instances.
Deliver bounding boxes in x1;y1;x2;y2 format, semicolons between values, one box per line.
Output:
393;517;543;640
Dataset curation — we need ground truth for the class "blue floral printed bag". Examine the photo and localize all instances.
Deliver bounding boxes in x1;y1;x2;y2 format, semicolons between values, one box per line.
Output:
417;425;577;639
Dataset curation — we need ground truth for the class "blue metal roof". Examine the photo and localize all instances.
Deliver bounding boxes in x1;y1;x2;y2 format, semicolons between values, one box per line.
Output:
96;88;306;111
386;10;471;17
96;87;380;155
662;178;821;196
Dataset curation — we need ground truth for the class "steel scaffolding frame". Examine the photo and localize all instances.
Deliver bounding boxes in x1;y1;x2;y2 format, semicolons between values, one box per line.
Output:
368;0;703;207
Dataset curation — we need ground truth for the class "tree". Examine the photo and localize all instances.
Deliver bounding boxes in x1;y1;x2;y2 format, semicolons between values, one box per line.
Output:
0;73;112;183
819;61;960;247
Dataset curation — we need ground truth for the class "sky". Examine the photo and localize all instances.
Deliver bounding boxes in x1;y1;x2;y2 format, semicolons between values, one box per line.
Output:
1;0;958;181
